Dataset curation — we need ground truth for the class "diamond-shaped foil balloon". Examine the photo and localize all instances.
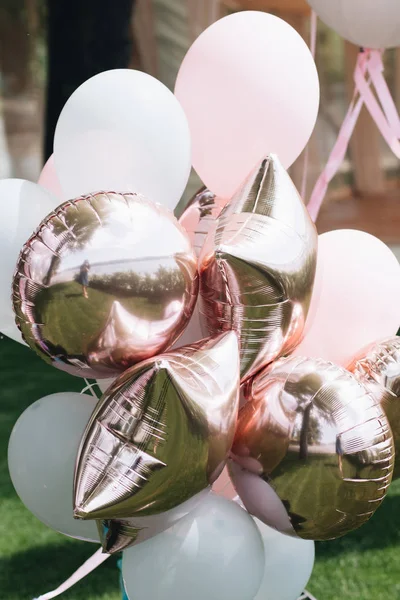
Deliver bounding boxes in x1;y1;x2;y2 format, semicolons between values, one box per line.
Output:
348;337;400;479
12;192;198;379
229;356;394;540
198;154;317;382
74;331;239;521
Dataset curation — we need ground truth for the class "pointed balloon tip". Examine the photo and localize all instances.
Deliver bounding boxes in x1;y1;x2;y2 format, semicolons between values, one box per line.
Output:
73;507;89;520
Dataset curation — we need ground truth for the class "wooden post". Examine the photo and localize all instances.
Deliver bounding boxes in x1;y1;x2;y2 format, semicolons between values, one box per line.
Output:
345;41;385;195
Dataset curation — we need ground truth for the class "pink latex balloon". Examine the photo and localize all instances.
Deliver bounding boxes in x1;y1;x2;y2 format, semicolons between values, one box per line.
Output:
212;467;236;500
175;11;319;199
294;229;400;366
38;154;64;201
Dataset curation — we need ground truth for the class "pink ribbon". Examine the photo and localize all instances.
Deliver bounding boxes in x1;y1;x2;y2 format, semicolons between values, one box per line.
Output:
300;10;318;200
307;48;400;222
33;548;110;600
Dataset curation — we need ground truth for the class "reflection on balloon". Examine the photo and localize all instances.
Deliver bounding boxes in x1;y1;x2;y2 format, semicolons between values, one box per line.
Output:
74;332;240;521
199;154;317;381
8;392;99;543
254;518;315;600
122;494;265;600
230;356;394;540
0;179;60;344
13;191;198;379
348;337;400;480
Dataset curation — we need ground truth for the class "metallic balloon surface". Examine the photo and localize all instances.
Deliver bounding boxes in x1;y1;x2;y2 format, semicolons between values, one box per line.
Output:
198;154;317;382
74;331;240;521
348;337;400;479
179;187;227;257
13;192;198;379
230;356;394;540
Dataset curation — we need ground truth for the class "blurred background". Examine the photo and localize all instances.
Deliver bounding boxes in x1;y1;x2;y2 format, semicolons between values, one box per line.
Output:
1;1;400;600
1;0;400;237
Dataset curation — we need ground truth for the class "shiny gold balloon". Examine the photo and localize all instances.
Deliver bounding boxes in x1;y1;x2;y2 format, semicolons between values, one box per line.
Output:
348;337;400;479
13;192;198;379
74;331;240;521
179;187;227;257
230;356;394;540
198;154;317;382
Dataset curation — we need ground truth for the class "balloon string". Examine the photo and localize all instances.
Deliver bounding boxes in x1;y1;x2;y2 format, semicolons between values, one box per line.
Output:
32;548;110;600
307;47;400;221
81;378;100;399
300;10;318;200
357;49;400;156
307;51;369;221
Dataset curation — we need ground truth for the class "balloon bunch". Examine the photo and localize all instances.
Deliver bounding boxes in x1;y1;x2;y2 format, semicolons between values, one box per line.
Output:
3;10;400;600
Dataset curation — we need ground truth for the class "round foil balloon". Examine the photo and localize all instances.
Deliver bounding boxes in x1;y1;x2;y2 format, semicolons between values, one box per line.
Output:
74;332;240;521
13;192;198;379
348;337;400;480
230;356;394;540
199;154;317;382
179;187;227;257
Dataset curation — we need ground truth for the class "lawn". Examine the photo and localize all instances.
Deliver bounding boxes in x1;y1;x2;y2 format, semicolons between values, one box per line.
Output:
1;335;400;599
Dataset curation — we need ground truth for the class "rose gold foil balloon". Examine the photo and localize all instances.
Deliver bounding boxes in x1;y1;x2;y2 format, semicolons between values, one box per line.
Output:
230;356;394;540
13;192;198;379
348;337;400;479
198;154;317;382
74;331;240;521
179;187;227;257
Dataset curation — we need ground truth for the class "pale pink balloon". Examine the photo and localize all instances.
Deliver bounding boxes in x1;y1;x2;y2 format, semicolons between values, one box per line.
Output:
175;11;319;199
38;154;64;201
294;229;400;366
212;467;236;500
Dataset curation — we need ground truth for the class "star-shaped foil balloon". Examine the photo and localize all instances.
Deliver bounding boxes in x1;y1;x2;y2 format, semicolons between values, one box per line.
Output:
198;154;317;382
73;331;239;521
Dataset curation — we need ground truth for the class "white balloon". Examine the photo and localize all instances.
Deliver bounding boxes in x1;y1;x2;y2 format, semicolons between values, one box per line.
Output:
308;0;400;49
0;179;60;343
54;69;191;209
254;519;315;600
8;392;99;543
123;495;265;600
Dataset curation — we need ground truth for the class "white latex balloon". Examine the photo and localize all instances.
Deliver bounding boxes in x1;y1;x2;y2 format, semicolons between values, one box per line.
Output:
8;392;99;543
308;0;400;49
123;494;264;600
0;179;60;343
54;69;191;209
254;519;315;600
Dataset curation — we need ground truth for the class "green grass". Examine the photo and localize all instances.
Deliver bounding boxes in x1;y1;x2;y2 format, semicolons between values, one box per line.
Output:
1;335;400;599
